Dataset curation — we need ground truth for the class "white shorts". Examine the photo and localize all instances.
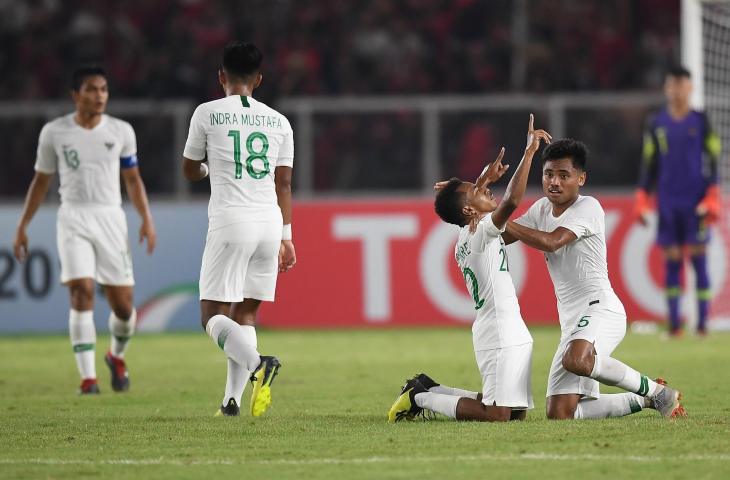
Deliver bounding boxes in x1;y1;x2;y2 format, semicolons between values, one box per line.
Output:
547;291;627;399
475;342;534;410
56;205;134;286
199;220;282;303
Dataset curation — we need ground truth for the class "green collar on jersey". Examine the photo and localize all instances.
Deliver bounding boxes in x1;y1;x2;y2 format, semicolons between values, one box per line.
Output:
240;96;250;108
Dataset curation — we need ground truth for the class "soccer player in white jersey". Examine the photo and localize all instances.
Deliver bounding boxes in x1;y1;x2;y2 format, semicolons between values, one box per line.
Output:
13;67;157;395
183;42;295;417
503;139;686;419
388;115;551;422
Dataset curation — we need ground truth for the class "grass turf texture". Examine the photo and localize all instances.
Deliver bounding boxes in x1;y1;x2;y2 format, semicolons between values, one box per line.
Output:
1;327;729;479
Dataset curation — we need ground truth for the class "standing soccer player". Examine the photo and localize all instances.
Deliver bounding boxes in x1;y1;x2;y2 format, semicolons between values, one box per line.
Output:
13;67;156;394
504;139;686;420
183;42;295;417
634;66;722;336
388;116;551;423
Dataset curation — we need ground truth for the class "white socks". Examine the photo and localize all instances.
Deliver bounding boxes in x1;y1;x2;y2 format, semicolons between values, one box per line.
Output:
590;355;659;397
429;384;479;400
414;392;459;419
69;309;96;380
574;393;645;419
108;309;136;359
206;315;261;407
223;325;258;407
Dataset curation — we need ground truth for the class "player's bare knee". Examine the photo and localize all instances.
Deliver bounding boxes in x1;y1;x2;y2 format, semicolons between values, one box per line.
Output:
112;304;133;321
546;409;574;420
562;352;593;377
68;282;94;310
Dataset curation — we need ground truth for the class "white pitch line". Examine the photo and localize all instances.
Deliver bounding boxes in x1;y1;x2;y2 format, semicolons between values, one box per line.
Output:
1;453;729;467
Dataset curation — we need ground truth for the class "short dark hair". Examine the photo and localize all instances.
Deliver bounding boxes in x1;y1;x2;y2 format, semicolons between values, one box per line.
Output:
71;66;107;91
222;41;263;80
434;178;468;227
667;65;691;79
542;138;588;171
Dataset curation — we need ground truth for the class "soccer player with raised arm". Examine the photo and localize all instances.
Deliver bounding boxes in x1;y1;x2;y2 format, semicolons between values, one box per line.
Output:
183;42;295;417
13;67;156;394
634;66;722;336
503;139;686;420
388;115;551;423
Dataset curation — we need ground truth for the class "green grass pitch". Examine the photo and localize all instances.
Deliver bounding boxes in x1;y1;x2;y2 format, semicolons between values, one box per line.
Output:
1;327;729;479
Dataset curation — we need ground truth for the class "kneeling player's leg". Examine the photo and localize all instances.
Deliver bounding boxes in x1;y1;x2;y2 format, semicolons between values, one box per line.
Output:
68;278;97;388
563;317;684;417
563;339;660;400
546;334;593;419
433;343;532;422
574;394;646;419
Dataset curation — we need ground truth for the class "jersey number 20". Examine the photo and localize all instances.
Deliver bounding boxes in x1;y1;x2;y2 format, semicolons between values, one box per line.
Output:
227;130;270;179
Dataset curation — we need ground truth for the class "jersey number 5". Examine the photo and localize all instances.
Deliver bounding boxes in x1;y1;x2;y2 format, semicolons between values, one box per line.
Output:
227;130;270;179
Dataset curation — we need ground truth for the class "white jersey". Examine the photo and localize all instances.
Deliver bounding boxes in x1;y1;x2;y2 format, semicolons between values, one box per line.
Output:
34;113;137;206
515;195;613;314
455;213;532;351
183;95;294;230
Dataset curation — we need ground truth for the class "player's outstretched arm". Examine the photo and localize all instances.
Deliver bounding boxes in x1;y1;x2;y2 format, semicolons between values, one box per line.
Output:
14;172;52;262
491;114;551;229
182;158;209;182
122;167;156;254
275;166;296;273
505;221;576;253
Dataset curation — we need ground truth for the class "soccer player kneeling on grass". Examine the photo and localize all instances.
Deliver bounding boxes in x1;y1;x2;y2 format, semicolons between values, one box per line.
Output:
504;139;686;420
388;115;551;422
183;42;296;417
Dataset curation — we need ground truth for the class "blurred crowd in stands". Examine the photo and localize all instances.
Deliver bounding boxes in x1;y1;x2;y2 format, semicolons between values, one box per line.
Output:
1;0;678;100
0;0;678;194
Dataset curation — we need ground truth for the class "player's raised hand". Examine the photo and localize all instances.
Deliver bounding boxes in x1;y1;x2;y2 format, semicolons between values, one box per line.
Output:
139;219;157;254
13;227;28;262
525;114;552;154
279;240;297;273
433;180;449;191
479;147;509;185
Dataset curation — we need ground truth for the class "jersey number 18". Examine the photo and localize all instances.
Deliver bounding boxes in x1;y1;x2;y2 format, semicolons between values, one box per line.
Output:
227;130;270;179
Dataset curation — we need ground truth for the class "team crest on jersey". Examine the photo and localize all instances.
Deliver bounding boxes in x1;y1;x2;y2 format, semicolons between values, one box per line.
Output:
104;142;115;150
688;128;697;137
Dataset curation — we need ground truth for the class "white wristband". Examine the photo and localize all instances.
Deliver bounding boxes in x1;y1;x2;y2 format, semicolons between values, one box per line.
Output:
201;162;209;178
282;224;292;241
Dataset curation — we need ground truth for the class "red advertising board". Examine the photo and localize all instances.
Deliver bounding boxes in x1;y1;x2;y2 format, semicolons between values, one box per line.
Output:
259;196;730;327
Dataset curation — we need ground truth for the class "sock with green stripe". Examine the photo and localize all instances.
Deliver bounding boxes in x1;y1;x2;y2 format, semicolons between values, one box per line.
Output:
109;309;136;359
223;325;258;407
206;314;260;375
574;393;646;419
589;355;659;398
69;309;96;380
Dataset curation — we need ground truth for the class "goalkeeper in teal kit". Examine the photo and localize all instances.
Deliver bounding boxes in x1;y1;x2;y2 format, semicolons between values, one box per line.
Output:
634;66;722;336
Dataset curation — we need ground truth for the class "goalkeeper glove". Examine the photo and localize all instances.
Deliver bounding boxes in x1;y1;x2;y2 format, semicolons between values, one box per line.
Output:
633;189;652;225
696;184;721;224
